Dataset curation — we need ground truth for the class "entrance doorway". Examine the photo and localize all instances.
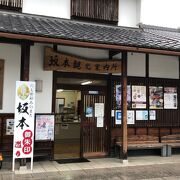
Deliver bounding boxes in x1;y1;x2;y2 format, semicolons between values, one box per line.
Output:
53;73;109;159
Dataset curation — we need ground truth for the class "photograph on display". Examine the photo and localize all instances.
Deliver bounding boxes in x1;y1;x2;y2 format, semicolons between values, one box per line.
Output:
116;85;131;109
6;119;14;135
149;86;163;109
127;110;135;124
86;107;93;117
136;110;148;120
164;87;177;109
115;110;121;125
149;110;156;120
132;85;146;109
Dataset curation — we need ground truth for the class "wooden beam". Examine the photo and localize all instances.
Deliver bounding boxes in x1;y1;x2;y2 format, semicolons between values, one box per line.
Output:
179;56;180;79
121;51;128;160
0;32;180;56
20;42;30;81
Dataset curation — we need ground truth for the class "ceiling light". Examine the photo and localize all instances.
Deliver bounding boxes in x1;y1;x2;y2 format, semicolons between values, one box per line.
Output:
81;81;93;85
57;89;63;92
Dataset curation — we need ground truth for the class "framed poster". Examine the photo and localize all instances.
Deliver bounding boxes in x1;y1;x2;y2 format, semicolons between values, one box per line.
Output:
127;110;135;124
6;119;14;135
35;115;55;141
164;87;177;109
116;85;131;109
149;110;156;120
136;110;148;120
115;110;121;124
149;86;163;109
132;86;146;109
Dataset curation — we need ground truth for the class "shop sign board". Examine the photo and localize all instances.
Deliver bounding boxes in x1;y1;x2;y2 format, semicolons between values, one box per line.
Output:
44;47;121;73
12;81;35;171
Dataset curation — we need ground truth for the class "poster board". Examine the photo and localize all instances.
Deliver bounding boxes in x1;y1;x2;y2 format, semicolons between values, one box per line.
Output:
149;86;163;109
35;115;55;141
115;110;121;124
132;86;146;109
164;87;177;109
95;103;104;117
149;110;156;120
127;110;135;124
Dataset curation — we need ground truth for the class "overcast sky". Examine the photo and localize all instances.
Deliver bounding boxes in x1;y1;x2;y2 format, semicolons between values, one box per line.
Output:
141;0;180;28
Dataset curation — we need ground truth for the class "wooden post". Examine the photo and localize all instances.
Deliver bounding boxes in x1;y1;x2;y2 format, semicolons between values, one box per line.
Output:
20;42;30;81
121;51;128;161
20;42;31;166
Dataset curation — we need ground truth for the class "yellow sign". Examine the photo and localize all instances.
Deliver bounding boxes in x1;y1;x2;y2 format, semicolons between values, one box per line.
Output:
44;47;121;73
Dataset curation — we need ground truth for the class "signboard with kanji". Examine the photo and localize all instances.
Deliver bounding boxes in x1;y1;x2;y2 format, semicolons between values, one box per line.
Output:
12;81;35;171
44;47;121;73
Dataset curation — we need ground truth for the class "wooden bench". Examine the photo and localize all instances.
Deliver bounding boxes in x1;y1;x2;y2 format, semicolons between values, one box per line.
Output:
161;134;180;156
115;135;165;156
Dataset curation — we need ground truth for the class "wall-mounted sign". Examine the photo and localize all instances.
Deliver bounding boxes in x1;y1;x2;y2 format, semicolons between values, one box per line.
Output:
44;47;121;73
136;110;148;120
0;59;4;109
95;103;104;117
115;110;121;124
6;119;14;135
13;81;35;171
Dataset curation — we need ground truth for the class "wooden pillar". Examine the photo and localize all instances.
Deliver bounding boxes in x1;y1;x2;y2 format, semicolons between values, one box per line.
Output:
146;54;149;78
121;51;128;160
179;56;180;79
20;42;31;81
20;42;31;166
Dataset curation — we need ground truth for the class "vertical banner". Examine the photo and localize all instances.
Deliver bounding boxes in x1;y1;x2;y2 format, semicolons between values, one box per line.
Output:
12;81;35;171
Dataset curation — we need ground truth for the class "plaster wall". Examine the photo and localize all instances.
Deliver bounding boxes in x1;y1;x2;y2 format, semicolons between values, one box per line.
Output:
29;44;53;113
127;52;146;77
0;44;21;113
23;0;71;19
149;54;179;79
118;0;141;27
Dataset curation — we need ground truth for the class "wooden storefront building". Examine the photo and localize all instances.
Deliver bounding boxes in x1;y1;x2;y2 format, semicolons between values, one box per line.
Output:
0;8;180;162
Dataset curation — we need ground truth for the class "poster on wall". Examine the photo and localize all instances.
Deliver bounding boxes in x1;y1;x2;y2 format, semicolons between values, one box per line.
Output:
6;119;14;135
116;85;131;109
164;87;177;109
136;110;148;120
35;115;55;141
132;86;146;109
115;110;121;124
86;107;93;117
127;110;135;124
95;103;104;117
149;110;156;120
97;117;104;127
149;86;163;109
13;81;35;171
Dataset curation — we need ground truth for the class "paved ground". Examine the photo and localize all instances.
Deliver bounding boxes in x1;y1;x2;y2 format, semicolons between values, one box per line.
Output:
1;155;180;179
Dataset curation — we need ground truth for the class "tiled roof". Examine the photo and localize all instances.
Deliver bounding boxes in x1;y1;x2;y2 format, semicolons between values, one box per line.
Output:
0;11;180;52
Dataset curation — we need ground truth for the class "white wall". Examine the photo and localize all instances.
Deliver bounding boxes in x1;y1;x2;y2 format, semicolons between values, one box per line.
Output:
149;54;179;79
118;0;141;27
0;44;21;113
29;44;53;113
128;52;146;76
23;0;71;19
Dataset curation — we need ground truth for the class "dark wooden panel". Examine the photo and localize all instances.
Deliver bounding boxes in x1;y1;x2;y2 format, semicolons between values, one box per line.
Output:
136;128;147;135
82;90;108;157
0;60;4;109
71;0;118;24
